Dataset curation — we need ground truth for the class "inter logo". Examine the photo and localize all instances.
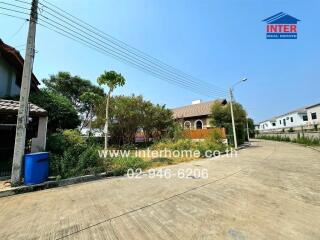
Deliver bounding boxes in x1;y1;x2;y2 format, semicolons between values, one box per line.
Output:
263;12;300;39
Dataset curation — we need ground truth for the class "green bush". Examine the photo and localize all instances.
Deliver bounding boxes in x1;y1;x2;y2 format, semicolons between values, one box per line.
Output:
47;130;105;178
110;156;149;176
152;138;227;158
257;134;320;146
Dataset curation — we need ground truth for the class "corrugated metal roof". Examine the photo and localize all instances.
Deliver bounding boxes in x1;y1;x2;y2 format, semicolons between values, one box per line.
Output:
171;99;227;119
0;99;47;116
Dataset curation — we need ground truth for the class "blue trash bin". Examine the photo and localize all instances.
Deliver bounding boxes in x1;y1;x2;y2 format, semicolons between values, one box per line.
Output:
24;152;49;185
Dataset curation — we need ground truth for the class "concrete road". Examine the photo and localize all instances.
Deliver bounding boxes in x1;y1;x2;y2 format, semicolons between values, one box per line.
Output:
0;140;319;240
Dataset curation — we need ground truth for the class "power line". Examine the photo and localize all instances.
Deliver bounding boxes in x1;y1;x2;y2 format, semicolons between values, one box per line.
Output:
38;0;227;95
37;20;223;98
0;11;28;20
2;2;228;98
0;1;30;11
37;14;225;98
10;19;28;39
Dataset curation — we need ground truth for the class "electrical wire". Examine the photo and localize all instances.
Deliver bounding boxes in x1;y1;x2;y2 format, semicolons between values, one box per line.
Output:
1;2;228;98
38;0;227;95
37;14;224;97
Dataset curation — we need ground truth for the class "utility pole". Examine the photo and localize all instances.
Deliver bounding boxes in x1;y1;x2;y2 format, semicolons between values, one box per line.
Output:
11;0;38;186
229;88;238;149
246;117;250;142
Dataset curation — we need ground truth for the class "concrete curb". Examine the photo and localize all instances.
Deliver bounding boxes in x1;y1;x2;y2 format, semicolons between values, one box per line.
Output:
0;172;116;198
0;144;251;198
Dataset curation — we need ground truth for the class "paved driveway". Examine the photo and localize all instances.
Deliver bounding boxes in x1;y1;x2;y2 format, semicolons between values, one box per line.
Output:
0;140;319;239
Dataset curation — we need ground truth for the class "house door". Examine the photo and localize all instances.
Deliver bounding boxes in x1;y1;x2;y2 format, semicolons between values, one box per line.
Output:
0;126;15;177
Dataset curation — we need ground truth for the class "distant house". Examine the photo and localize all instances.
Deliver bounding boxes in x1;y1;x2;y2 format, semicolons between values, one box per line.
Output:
0;39;48;177
171;99;227;130
306;103;320;126
257;103;319;132
171;99;227;140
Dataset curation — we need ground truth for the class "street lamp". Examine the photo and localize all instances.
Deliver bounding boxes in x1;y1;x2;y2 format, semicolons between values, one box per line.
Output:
229;78;247;149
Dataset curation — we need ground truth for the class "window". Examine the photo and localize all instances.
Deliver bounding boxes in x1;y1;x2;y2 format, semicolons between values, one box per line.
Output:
184;121;191;130
303;115;308;121
290;117;293;122
279;120;282;124
311;112;317;120
195;120;203;129
272;122;276;126
283;119;286;126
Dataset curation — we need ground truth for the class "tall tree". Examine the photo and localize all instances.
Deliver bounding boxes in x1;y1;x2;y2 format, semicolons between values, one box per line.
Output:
80;92;103;136
97;71;126;150
94;95;173;145
210;100;247;145
42;72;105;129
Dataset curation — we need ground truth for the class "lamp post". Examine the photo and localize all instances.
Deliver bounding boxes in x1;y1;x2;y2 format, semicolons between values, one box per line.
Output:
229;78;247;149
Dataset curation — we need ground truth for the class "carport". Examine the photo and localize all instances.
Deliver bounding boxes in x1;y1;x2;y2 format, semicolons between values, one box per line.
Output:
0;99;47;177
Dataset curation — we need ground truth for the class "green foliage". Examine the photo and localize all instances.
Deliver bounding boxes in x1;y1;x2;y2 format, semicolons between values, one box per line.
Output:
47;130;104;178
161;120;183;141
210;100;247;145
97;70;126;91
95;95;174;145
43;72;104;107
110;156;149;176
257;135;320;146
247;118;255;138
63;129;85;145
42;72;105;128
30;90;80;133
153;138;227;157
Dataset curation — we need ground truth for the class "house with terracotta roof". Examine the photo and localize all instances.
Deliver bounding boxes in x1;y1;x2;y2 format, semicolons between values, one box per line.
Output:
0;39;48;177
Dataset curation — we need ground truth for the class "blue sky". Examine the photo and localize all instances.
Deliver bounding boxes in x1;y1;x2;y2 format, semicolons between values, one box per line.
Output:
1;0;319;122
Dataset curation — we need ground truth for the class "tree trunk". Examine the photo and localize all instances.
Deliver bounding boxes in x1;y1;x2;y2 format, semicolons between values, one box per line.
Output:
105;90;111;150
88;105;92;137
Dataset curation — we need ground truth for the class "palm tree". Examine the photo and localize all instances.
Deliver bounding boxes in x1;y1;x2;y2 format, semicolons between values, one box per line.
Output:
97;71;125;150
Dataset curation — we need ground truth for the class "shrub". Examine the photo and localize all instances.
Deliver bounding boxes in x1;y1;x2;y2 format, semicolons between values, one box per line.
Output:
76;145;105;175
63;129;85;145
110;156;149;176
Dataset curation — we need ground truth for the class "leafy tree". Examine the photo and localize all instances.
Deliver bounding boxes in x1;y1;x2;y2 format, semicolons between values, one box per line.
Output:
97;71;126;150
247;118;255;138
42;72;105;128
94;95;173;145
80;92;103;135
210;100;247;145
30;89;80;133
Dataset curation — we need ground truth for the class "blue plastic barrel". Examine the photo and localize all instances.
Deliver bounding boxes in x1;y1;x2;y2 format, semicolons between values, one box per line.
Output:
24;152;49;185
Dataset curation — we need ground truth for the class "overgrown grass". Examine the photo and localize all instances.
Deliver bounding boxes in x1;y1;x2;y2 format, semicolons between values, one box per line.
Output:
109;156;149;176
257;134;320;146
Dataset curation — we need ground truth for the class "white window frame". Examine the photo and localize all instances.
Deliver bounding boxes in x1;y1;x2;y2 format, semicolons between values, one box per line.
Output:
184;121;191;130
194;119;203;129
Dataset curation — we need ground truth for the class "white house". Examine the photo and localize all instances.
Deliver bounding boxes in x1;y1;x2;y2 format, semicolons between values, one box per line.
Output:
257;104;319;132
306;103;320;126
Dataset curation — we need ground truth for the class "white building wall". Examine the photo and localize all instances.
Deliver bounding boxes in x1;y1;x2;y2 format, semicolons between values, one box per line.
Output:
259;120;277;131
307;105;320;125
275;112;307;129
